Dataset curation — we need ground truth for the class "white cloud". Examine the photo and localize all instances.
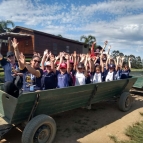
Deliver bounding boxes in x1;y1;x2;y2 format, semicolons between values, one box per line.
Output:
0;0;143;57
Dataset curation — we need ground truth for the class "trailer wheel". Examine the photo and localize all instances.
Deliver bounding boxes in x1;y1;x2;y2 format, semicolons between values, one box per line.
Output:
118;92;133;112
22;114;56;143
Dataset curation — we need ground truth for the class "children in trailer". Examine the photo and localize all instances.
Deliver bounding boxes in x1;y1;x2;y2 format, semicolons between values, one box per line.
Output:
120;57;131;79
74;54;88;86
88;55;103;83
56;52;72;88
41;50;57;90
1;37;133;97
103;54;117;82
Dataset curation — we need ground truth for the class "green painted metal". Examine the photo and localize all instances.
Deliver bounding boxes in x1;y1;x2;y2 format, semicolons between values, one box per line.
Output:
0;77;137;125
0;83;4;91
132;77;143;89
130;71;143;89
0;91;17;123
130;71;143;77
0;78;4;83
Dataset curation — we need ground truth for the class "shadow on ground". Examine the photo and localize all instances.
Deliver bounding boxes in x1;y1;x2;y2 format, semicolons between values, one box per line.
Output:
1;94;143;143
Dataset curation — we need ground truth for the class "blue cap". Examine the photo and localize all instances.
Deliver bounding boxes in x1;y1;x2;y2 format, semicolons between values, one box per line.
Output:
108;64;115;68
7;51;14;57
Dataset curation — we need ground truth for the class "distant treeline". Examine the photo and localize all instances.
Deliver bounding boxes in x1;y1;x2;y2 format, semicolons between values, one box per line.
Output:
111;50;143;69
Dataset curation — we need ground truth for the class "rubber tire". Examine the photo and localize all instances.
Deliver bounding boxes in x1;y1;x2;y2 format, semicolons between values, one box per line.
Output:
22;114;56;143
118;92;133;112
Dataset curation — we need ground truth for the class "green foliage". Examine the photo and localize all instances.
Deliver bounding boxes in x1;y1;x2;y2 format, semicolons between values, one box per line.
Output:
57;34;62;37
0;72;4;77
111;50;143;69
109;135;119;143
0;20;15;33
80;35;96;48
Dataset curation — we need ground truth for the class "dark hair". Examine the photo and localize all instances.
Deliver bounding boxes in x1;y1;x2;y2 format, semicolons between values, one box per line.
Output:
77;62;84;68
95;65;101;70
122;62;128;68
32;55;41;60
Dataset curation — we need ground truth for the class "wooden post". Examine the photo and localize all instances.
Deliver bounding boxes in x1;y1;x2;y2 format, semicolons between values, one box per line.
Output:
8;37;12;51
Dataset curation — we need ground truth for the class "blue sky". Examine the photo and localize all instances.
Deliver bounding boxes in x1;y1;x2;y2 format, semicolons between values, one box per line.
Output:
0;0;143;58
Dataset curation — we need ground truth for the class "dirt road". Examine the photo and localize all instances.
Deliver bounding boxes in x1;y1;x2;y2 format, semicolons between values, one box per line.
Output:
1;95;143;143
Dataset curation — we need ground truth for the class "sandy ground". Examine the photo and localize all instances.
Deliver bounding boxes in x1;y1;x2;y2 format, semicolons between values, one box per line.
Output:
0;94;143;143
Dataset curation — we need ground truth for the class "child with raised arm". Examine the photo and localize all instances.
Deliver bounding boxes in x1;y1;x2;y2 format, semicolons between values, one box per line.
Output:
89;52;104;83
115;56;122;80
120;57;131;79
75;54;88;86
104;55;117;82
56;52;72;88
41;50;57;90
68;51;77;86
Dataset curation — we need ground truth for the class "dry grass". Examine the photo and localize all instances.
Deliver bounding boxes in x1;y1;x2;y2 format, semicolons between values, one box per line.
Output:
109;113;143;143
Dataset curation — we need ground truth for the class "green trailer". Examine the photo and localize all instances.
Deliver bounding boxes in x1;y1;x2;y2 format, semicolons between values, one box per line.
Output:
130;71;143;89
0;77;137;143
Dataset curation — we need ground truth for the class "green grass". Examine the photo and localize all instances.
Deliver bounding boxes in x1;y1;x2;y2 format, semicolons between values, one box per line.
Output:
109;135;119;143
0;72;4;78
140;112;143;116
109;113;143;143
131;68;143;71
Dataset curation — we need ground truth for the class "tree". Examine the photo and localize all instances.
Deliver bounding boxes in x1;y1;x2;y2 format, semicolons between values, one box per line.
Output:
0;20;15;33
80;35;96;48
57;34;62;37
111;50;124;59
111;50;143;69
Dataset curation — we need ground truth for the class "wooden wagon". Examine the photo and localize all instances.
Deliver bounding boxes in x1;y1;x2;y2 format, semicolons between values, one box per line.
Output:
0;77;137;143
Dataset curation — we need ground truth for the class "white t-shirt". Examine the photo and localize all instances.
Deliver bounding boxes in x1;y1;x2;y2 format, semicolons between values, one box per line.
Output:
93;73;102;83
105;72;114;82
75;72;86;86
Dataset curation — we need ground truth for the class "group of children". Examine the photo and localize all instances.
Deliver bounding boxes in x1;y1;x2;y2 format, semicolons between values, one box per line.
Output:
0;38;131;96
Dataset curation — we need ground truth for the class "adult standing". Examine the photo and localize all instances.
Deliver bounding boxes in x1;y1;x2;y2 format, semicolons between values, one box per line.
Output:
0;50;20;82
12;38;43;92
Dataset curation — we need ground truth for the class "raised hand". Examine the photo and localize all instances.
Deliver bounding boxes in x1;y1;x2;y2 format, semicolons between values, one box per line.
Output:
37;53;41;58
50;56;55;62
59;52;62;57
104;41;108;45
96;56;99;60
11;38;19;49
108;45;111;50
73;51;77;58
87;56;91;61
44;49;48;56
49;51;52;57
33;52;39;56
93;41;96;45
19;52;26;65
116;56;120;60
81;54;86;61
107;55;110;59
55;55;60;60
128;57;131;61
65;54;70;60
121;56;125;61
110;56;113;59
